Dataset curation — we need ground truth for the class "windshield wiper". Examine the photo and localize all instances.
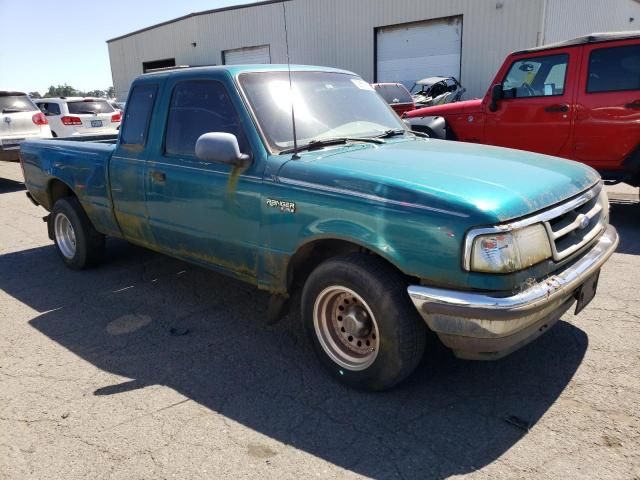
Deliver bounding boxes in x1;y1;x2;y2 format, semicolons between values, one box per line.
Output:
280;136;385;155
378;128;431;139
2;108;23;113
375;129;407;139
78;110;97;114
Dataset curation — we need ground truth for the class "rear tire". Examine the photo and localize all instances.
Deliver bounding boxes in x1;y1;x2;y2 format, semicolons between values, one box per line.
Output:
301;254;426;391
50;197;105;269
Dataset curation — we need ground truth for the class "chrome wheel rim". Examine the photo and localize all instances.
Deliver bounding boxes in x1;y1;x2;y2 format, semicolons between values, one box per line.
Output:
313;286;379;371
54;213;76;259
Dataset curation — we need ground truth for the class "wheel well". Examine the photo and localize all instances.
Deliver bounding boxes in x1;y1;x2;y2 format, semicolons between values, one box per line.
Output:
48;179;75;210
287;239;409;293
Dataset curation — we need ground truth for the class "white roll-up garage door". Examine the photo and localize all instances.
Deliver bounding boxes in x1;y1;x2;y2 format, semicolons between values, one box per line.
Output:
223;45;271;65
376;17;462;89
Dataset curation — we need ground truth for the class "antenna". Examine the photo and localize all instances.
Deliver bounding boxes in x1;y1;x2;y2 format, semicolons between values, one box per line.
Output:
282;1;300;159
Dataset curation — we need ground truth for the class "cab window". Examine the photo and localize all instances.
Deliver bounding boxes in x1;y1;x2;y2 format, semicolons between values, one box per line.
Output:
502;54;569;98
165;80;249;157
121;84;157;146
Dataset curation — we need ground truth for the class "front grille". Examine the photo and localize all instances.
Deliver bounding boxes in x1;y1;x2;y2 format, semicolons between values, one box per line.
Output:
544;185;607;262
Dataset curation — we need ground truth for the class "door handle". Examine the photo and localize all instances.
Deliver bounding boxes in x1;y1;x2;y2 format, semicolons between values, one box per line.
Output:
150;170;166;183
625;101;640;110
544;104;570;113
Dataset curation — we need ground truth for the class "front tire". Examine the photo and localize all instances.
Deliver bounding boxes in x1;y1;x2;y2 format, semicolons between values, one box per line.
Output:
51;197;105;269
301;254;426;391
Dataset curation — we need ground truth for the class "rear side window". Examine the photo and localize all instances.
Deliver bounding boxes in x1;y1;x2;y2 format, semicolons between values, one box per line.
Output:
502;54;569;98
37;102;61;116
374;84;413;104
67;100;114;114
0;93;37;113
121;84;158;146
587;44;640;93
165;80;249;157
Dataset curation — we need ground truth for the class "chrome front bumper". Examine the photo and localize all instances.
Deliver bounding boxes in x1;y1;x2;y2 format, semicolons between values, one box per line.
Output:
408;225;619;360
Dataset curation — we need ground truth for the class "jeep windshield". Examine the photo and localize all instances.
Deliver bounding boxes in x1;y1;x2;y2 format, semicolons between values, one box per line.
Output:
238;71;407;152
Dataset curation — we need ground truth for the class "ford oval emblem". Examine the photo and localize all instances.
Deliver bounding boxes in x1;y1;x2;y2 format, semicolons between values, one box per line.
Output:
577;214;590;230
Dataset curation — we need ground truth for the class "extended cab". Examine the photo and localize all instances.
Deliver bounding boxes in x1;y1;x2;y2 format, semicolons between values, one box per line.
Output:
20;65;618;390
407;32;640;187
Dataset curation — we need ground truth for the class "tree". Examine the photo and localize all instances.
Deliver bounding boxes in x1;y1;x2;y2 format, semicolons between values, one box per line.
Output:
28;91;42;99
85;89;105;98
41;84;114;98
46;84;79;97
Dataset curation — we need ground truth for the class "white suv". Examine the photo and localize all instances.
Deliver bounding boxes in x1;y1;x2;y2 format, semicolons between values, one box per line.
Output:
34;97;121;138
0;91;52;161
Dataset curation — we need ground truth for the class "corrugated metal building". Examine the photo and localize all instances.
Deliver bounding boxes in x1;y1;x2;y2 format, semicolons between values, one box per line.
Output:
107;0;640;101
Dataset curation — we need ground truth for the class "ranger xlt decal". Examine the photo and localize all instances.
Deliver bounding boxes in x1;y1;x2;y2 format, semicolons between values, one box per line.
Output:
266;198;296;214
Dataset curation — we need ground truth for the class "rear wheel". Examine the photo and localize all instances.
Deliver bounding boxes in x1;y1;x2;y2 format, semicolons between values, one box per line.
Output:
51;197;105;269
302;254;426;391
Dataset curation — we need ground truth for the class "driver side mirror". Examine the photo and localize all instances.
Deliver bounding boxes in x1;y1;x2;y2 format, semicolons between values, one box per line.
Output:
489;84;504;112
195;132;251;168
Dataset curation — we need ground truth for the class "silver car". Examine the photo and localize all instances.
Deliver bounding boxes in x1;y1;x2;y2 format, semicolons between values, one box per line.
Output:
0;91;52;161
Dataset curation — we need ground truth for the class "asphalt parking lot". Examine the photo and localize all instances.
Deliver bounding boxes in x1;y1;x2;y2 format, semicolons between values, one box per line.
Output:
1;160;639;479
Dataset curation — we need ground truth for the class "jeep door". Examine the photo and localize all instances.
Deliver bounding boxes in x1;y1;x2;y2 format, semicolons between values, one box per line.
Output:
484;50;578;157
573;40;640;172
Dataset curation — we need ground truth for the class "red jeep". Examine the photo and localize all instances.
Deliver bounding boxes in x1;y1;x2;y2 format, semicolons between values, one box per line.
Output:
406;32;640;186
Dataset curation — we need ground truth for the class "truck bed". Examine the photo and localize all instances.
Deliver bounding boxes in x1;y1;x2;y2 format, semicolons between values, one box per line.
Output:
20;137;122;237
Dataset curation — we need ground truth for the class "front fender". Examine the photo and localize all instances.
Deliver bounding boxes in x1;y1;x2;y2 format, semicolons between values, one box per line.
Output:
406;116;448;140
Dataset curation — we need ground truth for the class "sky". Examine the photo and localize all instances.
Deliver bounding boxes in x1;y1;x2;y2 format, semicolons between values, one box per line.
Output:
0;0;255;95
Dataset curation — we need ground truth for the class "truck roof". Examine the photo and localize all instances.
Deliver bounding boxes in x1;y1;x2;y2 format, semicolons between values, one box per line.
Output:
138;64;356;80
514;30;640;55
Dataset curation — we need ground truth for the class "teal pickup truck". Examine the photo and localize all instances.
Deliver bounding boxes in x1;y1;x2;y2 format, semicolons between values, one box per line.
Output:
20;65;619;390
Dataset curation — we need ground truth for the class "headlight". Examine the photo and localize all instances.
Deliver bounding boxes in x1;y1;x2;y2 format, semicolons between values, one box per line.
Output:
468;223;552;273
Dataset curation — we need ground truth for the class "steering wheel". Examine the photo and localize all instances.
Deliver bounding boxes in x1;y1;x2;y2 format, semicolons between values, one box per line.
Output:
521;83;536;97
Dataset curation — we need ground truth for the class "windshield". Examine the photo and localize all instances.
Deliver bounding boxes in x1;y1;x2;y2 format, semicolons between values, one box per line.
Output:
67;100;115;115
0;94;37;113
238;71;406;152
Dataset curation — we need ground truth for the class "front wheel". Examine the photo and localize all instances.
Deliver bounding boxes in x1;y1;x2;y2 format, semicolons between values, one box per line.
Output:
301;254;426;391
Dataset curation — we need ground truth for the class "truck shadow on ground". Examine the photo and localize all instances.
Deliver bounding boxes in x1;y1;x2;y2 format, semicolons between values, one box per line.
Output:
0;177;25;194
609;199;640;255
1;239;590;479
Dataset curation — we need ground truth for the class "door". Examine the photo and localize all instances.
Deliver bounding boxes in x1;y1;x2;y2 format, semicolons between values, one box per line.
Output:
223;45;270;65
573;41;640;171
484;51;577;157
376;17;462;90
145;78;261;280
109;82;158;248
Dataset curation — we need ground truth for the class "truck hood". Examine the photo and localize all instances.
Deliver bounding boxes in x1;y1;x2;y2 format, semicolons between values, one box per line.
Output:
276;138;600;222
405;99;483;118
